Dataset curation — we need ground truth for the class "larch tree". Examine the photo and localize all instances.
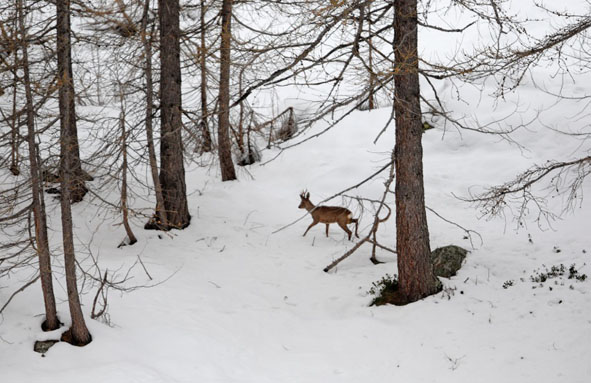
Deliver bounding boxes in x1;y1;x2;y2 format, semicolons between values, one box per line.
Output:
199;0;213;153
17;0;60;331
55;0;92;346
391;0;440;303
317;1;442;301
217;0;237;181
141;0;169;230
145;0;191;230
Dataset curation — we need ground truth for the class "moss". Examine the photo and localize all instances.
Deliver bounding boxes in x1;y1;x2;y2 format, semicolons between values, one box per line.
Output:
369;274;442;306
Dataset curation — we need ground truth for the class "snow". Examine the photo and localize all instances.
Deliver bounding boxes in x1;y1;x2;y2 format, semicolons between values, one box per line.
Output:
2;1;591;381
1;100;590;382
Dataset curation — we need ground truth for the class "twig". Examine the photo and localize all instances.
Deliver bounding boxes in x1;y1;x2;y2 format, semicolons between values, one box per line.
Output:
91;271;108;320
136;254;153;281
425;206;483;248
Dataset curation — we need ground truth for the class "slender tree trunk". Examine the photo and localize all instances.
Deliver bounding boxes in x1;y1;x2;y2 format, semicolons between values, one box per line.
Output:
59;154;92;346
17;0;59;331
141;0;169;230
153;0;190;229
199;0;212;152
55;0;91;345
56;0;86;203
367;3;375;110
218;0;237;181
237;68;245;155
393;0;440;304
119;85;137;245
10;72;20;176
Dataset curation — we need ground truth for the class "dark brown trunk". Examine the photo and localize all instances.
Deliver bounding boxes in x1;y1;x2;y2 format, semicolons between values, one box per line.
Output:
59;174;92;346
141;0;169;230
367;4;375;110
18;0;59;331
9;11;20;176
393;0;440;304
56;0;86;203
154;0;190;229
55;0;91;345
10;65;20;176
218;0;237;181
119;87;137;245
58;86;92;346
237;68;245;155
199;0;212;152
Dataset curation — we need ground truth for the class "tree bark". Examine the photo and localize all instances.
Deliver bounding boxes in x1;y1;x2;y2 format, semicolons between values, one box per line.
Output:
55;0;92;345
119;86;137;245
9;63;20;176
367;3;376;110
393;0;440;304
56;0;87;203
18;0;59;331
199;0;212;152
153;0;190;229
141;0;169;230
59;164;92;346
218;0;237;181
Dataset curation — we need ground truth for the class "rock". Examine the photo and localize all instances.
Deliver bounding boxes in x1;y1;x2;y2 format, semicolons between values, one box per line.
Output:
431;245;468;278
34;340;59;354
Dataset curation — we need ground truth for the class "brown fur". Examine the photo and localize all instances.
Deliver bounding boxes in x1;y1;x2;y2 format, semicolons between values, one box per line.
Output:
298;191;359;240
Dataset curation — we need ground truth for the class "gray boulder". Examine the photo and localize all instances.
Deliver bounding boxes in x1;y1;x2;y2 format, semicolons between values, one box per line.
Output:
34;340;59;355
431;245;467;278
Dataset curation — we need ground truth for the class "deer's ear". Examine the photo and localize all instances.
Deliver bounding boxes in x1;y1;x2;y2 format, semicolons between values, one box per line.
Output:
305;192;310;199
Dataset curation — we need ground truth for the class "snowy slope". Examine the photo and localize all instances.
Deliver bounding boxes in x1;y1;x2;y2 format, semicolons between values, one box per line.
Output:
1;94;589;382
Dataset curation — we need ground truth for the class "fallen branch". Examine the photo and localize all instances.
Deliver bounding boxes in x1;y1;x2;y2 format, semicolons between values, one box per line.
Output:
324;237;369;273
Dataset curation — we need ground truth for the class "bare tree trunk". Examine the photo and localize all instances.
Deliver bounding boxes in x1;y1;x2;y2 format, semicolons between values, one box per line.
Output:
56;0;86;203
17;0;59;331
58;159;92;346
199;0;212;152
393;0;440;304
367;3;375;110
141;0;169;230
55;0;91;345
10;63;20;176
152;0;190;229
218;0;237;181
237;67;245;155
118;85;137;245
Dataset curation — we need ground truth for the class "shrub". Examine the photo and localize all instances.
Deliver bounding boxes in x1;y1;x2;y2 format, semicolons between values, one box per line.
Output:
368;274;399;306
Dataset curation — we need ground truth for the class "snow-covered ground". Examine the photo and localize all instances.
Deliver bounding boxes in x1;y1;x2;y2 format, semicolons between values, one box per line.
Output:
2;0;591;380
1;92;589;381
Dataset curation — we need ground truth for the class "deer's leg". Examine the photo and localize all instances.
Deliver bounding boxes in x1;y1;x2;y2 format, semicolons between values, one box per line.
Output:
337;220;353;240
303;219;319;237
325;224;330;237
351;218;360;238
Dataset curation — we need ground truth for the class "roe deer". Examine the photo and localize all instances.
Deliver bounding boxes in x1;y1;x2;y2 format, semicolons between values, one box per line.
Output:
298;191;359;240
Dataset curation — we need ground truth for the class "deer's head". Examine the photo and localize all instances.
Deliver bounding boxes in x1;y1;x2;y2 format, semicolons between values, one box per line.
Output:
298;190;311;209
